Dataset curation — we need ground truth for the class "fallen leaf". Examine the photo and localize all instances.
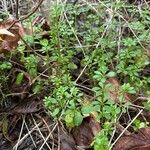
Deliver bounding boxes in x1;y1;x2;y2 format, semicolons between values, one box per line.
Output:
2;114;12;142
60;127;76;150
0;19;25;52
72;115;101;148
9;97;43;114
0;41;11;51
0;29;15;37
113;127;150;150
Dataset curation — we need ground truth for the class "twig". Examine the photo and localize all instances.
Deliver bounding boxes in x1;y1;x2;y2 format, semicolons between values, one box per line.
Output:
13;115;25;150
15;0;19;19
75;64;88;83
62;2;85;56
136;97;150;102
8;0;44;29
13;121;42;150
109;109;143;150
75;84;93;92
24;118;37;148
116;124;131;136
39;122;58;150
31;114;52;150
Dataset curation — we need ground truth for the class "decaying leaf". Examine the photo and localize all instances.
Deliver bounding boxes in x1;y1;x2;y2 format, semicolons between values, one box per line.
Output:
0;19;25;52
60;127;76;150
113;127;150;150
9;97;43;114
0;29;15;37
2;114;12;142
72;116;101;148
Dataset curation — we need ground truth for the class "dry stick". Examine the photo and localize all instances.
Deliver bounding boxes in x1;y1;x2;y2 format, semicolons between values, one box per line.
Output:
31;114;52;150
24;119;37;148
109;127;116;147
39;122;58;150
30;65;51;86
13;122;43;150
63;7;85;56
14;115;25;150
108;111;123;147
75;64;88;83
8;0;45;30
116;124;131;136
143;0;150;9
57;125;61;150
109;109;143;150
15;0;19;19
40;116;55;149
76;84;93;93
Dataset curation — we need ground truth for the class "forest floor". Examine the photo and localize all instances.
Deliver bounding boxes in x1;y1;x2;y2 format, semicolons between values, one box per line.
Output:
0;0;150;150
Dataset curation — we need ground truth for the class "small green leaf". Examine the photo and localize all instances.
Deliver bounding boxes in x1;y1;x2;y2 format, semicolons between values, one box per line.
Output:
25;35;34;44
40;39;49;46
0;62;12;70
65;112;74;124
15;73;24;85
50;98;58;104
106;71;116;77
81;105;93;114
32;84;42;94
51;108;60;117
74;111;83;126
143;102;150;111
68;63;77;69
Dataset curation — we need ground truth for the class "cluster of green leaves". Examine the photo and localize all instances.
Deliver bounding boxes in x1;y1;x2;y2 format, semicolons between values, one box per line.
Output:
0;61;12;105
41;2;149;149
116;38;149;91
92;122;113;150
44;74;83;127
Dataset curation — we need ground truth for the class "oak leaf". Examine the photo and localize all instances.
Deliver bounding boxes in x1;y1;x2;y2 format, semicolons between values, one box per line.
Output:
113;127;150;150
0;19;25;52
72;115;101;148
0;29;15;37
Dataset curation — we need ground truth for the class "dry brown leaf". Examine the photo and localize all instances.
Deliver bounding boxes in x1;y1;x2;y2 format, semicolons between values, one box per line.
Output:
72;115;101;148
0;29;15;37
10;98;43;114
60;127;76;150
0;19;25;52
113;127;150;150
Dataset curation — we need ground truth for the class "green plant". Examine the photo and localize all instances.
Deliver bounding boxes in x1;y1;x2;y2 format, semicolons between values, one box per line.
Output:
42;2;150;148
133;119;149;131
44;74;83;127
116;45;149;91
0;61;12;70
92;122;113;150
24;54;39;79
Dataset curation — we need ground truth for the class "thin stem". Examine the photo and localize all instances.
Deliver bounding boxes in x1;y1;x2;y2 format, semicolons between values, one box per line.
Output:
15;0;19;19
8;0;44;29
